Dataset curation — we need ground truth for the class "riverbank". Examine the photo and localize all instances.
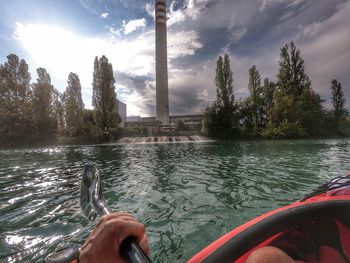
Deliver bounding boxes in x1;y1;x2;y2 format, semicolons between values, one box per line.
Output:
1;117;350;148
1;131;350;149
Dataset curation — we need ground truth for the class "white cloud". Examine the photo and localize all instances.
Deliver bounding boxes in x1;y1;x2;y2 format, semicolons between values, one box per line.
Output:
259;0;284;11
117;84;154;116
13;22;154;113
101;12;109;18
168;9;187;26
279;10;295;20
259;0;304;11
145;3;155;19
167;0;213;26
168;30;203;60
122;18;146;35
287;0;305;7
232;28;247;42
301;21;323;38
13;22;203;115
109;26;120;37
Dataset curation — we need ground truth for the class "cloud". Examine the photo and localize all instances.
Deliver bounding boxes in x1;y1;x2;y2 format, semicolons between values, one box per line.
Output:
101;12;109;18
13;22;154;113
9;0;350;118
167;0;214;27
300;21;322;38
13;22;153;80
114;70;158;116
258;0;306;12
259;0;284;11
297;1;350;108
122;18;146;35
13;22;203;115
168;9;187;27
145;3;155;19
168;63;215;114
231;28;247;42
168;30;203;60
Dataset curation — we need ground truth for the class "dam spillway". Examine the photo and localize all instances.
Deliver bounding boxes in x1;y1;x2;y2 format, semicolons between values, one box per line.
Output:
117;135;210;144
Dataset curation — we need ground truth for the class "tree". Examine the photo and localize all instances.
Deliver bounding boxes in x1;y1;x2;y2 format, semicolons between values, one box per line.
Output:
175;119;186;131
330;79;346;119
65;73;84;136
247;65;262;131
216;54;234;108
203;54;237;139
262;78;275;113
267;42;322;137
32;68;57;137
261;78;276;127
277;41;311;97
238;98;254;131
92;56;120;135
52;89;66;136
0;54;33;139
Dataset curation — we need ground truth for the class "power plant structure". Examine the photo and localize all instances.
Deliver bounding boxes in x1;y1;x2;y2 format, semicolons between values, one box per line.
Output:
124;0;204;134
155;0;169;125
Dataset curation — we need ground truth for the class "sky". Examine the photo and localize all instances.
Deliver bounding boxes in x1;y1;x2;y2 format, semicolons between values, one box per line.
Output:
0;0;349;116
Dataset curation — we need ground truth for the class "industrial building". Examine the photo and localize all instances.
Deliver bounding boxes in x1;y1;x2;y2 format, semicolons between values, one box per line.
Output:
123;1;203;133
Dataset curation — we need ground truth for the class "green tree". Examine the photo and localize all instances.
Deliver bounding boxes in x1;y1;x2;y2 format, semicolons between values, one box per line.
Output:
175;119;186;131
92;56;120;136
64;73;84;136
203;54;237;139
52;89;65;136
216;54;234;108
0;54;33;139
262;78;275;115
330;79;346;119
238;98;254;132
267;42;322;137
202;102;219;137
32;68;57;138
277;41;311;97
247;65;262;131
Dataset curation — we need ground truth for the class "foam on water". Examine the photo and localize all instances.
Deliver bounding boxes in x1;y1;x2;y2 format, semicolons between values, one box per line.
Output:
117;135;211;144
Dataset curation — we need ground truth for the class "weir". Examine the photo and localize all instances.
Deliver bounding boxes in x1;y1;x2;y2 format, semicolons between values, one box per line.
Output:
117;135;210;144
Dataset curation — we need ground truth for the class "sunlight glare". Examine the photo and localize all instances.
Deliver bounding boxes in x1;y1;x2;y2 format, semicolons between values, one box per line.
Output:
14;22;154;89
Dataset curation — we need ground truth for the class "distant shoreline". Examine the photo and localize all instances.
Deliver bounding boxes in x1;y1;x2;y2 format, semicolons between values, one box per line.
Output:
1;134;350;150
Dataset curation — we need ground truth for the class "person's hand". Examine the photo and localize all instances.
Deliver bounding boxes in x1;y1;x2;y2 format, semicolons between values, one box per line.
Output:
79;212;149;263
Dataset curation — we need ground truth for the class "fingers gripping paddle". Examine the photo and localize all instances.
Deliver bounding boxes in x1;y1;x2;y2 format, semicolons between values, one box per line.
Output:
80;164;151;263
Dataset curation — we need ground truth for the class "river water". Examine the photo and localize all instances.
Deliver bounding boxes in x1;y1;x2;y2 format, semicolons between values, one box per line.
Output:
0;139;350;262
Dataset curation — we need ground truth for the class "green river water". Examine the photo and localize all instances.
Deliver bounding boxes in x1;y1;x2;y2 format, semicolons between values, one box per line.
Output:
1;139;350;262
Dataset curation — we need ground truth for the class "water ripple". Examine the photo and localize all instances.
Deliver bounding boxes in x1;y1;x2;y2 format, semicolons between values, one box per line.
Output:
1;139;350;262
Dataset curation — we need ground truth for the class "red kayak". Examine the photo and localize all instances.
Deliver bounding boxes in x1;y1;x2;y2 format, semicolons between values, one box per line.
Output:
189;174;350;263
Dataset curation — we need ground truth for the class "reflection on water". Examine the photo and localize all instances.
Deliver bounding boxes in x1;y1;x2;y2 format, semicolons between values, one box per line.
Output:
0;139;350;262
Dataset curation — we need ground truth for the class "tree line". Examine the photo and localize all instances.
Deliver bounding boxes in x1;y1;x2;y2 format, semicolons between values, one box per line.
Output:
203;41;348;139
0;54;120;146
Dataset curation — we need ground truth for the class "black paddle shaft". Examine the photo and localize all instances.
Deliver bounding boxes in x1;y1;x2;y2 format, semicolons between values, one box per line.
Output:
80;164;151;263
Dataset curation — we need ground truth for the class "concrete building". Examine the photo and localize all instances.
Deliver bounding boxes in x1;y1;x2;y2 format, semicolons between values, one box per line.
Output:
125;116;161;133
125;114;202;132
117;100;127;127
155;0;169;125
169;115;203;127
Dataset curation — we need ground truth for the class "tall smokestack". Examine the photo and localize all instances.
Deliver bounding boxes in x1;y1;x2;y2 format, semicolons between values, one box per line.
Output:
155;0;169;125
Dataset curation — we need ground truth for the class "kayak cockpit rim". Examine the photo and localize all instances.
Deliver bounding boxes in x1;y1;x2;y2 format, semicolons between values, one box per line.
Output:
201;199;350;263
